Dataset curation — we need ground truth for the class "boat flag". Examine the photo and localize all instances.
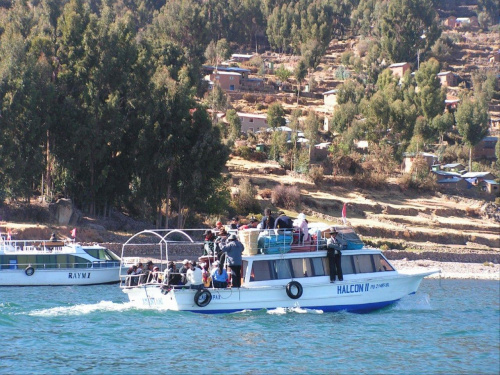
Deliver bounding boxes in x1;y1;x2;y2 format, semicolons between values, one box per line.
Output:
7;229;12;241
342;203;347;225
70;228;76;238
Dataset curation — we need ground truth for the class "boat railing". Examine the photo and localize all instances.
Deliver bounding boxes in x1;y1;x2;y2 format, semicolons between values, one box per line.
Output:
0;239;72;253
0;260;121;270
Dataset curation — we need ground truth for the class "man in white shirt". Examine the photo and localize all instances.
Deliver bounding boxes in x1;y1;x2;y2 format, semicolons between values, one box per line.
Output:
185;261;204;289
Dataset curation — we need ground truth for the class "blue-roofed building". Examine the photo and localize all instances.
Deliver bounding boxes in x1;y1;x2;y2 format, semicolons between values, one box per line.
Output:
479;179;499;195
437;177;469;191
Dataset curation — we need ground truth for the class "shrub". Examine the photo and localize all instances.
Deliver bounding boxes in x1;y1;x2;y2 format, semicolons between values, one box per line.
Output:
243;93;256;103
252;151;267;162
256;103;266;110
264;95;275;104
308;165;324;186
231;178;260;213
260;188;273;199
271;184;301;210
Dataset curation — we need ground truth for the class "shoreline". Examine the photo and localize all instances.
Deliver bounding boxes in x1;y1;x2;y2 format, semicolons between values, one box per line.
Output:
390;259;500;281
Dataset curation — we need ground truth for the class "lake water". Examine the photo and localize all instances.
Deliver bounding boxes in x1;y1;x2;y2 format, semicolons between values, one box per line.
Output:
1;279;498;374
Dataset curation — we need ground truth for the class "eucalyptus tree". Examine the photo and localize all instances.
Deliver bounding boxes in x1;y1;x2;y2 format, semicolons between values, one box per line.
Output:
0;0;59;201
379;0;440;64
455;95;490;172
54;2;140;215
414;58;446;122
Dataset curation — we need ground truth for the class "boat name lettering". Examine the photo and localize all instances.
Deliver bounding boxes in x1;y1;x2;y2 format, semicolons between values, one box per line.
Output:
370;283;390;290
142;298;163;306
212;294;221;300
68;272;91;279
337;283;369;294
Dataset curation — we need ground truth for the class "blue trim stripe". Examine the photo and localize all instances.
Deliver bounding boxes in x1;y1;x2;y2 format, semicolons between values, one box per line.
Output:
184;299;400;314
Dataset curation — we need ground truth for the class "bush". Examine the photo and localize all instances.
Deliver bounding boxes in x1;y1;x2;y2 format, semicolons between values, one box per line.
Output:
271;184;301;210
243;93;256;103
231;178;260;213
255;103;266;110
264;95;275;104
308;165;324;186
260;188;273;199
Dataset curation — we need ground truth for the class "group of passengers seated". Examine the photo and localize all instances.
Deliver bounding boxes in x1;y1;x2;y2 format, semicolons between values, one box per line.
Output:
126;260;161;286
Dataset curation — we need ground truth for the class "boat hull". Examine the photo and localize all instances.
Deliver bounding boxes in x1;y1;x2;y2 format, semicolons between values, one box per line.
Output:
123;270;436;314
0;267;121;286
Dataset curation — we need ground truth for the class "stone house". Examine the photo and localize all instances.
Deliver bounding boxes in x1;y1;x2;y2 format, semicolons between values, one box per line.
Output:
237;112;268;133
437;71;457;87
323;89;338;111
388;62;411;79
473;136;498;160
402;152;438;173
479;180;499;195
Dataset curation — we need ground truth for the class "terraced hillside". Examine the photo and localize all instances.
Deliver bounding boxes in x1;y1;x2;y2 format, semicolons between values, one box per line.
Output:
227;157;500;263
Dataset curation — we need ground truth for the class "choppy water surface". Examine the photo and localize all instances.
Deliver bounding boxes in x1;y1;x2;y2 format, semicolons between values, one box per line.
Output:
1;279;498;374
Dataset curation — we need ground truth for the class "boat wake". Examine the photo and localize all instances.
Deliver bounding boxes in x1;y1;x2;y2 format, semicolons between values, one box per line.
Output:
393;293;433;310
28;301;136;317
267;306;323;315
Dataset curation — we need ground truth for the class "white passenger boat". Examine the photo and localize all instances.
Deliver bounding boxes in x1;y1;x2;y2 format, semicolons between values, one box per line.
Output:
119;228;439;314
0;236;122;286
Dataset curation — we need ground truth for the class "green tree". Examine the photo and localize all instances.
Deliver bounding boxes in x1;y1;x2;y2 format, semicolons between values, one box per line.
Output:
294;59;307;104
415;58;446;122
379;0;440;63
226;109;242;142
275;64;292;85
455;95;490;171
267;102;286;128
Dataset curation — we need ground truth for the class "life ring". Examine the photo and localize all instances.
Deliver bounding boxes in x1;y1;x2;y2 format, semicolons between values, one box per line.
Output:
194;289;212;307
25;266;35;276
286;281;303;299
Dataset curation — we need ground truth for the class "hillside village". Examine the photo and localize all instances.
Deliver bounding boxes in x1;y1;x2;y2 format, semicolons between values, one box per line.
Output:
204;15;499;198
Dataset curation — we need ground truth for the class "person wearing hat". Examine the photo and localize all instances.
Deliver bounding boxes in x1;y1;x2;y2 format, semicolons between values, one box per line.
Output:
220;233;245;287
274;211;293;231
293;213;310;244
229;216;240;230
239;217;259;230
326;229;343;282
141;260;156;283
165;261;182;286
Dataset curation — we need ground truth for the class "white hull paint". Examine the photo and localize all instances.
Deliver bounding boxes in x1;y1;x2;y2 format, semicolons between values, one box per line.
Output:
123;270;437;314
0;267;120;286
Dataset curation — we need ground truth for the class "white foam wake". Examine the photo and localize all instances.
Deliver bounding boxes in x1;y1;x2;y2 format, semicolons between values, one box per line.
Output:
267;306;323;315
28;300;135;317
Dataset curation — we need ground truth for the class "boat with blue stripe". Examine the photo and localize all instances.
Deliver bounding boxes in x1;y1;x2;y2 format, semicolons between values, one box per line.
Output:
119;227;439;313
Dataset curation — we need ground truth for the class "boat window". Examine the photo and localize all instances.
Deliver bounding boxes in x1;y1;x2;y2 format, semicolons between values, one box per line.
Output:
251;260;272;281
83;248;119;261
289;258;312;278
0;255;91;269
374;254;395;271
310;257;326;276
273;259;292;279
341;255;355;275
353;255;376;273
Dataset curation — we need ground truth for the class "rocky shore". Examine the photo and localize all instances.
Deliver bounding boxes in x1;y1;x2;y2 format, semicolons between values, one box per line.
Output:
391;259;500;280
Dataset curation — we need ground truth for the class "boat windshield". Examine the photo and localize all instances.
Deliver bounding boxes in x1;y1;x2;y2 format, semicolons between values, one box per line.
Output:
83;248;121;261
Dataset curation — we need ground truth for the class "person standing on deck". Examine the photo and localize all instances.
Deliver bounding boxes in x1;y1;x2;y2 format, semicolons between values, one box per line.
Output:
260;208;275;230
327;229;343;282
220;234;244;287
274;211;293;231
